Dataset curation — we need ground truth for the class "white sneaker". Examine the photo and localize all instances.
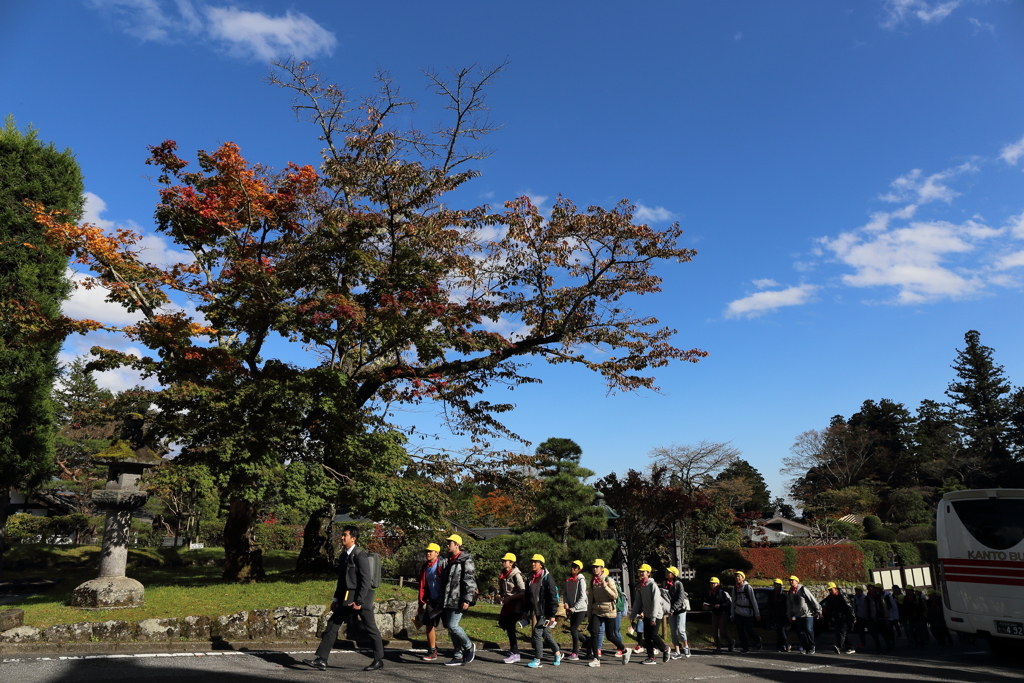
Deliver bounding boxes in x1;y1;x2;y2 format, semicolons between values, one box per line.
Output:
588;659;601;667
623;648;632;665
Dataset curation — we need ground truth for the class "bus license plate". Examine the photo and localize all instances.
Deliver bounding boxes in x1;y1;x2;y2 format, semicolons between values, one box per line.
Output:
996;621;1024;636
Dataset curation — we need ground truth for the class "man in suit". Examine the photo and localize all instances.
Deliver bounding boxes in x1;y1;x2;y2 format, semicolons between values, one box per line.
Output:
305;526;384;671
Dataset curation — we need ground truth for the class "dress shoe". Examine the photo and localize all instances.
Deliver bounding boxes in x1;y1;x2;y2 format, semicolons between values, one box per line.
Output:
363;659;383;671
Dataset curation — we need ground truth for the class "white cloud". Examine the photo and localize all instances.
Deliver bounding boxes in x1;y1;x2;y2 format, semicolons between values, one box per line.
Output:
87;0;336;60
1000;134;1024;166
634;204;676;223
203;7;337;61
878;162;975;205
881;0;963;29
1007;212;1024;239
969;17;995;36
83;191;115;230
725;284;818;319
994;250;1024;271
63;268;147;326
752;278;780;289
821;218;999;303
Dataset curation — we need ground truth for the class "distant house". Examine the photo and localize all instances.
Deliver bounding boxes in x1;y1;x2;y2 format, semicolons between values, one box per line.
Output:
6;488;78;518
744;515;814;545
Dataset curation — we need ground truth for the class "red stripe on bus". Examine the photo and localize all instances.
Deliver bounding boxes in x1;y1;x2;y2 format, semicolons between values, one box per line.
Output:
944;574;1024;587
941;558;1024;569
939;565;1024;578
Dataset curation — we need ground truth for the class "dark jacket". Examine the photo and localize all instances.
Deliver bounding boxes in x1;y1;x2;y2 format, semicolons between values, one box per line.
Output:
333;546;374;608
767;587;788;624
706;586;732;614
732;582;760;619
823;591;855;625
666;579;687;615
440;550;477;609
525;569;559;620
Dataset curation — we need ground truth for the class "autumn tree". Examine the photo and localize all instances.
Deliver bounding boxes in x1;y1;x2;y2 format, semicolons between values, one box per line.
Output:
31;61;705;581
714;459;771;515
0;117;84;567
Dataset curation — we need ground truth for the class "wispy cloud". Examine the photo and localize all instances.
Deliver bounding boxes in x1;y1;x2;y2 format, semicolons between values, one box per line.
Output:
634;204;676;223
880;0;963;29
969;17;995;36
1000;134;1024;166
878;162;975;205
725;283;818;319
87;0;336;60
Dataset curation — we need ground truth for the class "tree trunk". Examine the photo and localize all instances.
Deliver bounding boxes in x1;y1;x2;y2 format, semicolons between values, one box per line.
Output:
222;498;265;582
295;503;337;574
0;486;10;574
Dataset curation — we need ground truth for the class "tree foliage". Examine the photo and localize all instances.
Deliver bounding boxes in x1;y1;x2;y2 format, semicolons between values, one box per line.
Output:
29;63;705;580
529;438;605;547
648;440;739;495
0;117;83;565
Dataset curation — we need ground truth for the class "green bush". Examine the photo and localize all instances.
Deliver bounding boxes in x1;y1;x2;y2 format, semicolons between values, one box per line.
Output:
6;513;95;544
829;519;865;541
891;542;921;566
867;527;897;543
863;516;882;533
254;524;303;551
897;525;936;542
690;547;753;583
914;541;938;565
196;519;226;546
781;546;798;575
855;540;892;574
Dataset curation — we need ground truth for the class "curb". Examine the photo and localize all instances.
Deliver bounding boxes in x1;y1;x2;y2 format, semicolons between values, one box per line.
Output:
0;637;418;658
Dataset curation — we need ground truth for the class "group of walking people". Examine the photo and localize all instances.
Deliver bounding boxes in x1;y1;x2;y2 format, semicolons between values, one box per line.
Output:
302;527;952;672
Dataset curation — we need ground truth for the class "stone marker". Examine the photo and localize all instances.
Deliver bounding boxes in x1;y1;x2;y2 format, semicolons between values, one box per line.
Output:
71;414;162;609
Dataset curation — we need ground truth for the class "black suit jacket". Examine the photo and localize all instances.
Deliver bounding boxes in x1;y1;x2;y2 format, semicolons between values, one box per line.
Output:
334;546;373;607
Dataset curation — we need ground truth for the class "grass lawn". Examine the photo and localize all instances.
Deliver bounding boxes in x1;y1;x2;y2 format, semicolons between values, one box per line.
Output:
3;545;414;630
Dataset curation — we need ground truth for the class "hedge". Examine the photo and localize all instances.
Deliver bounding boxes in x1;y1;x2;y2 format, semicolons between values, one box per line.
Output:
742;544;866;582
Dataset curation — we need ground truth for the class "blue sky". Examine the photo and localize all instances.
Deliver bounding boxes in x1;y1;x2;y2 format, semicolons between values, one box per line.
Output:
4;1;1024;504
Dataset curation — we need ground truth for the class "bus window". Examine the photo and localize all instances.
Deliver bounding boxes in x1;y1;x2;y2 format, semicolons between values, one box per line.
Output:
950;499;1024;550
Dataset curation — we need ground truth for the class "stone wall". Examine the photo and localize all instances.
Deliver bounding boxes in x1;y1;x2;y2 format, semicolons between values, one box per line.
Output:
0;600;424;645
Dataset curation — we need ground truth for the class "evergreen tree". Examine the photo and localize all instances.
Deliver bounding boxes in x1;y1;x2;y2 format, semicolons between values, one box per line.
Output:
530;438;606;547
714;459;771;514
0;117;83;564
945;330;1014;485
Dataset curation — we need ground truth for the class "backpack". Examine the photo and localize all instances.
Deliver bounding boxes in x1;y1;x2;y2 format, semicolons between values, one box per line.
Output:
614;577;626;613
366;550;382;590
659;585;672;614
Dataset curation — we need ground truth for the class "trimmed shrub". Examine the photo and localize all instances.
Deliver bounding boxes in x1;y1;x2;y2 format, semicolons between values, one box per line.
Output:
254;524;304;551
891;542;921;566
896;525;936;542
863;516;882;533
855;540;892;573
691;547;754;583
742;545;866;582
914;541;938;565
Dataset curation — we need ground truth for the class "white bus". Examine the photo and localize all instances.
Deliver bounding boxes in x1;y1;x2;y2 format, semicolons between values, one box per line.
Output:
936;488;1024;653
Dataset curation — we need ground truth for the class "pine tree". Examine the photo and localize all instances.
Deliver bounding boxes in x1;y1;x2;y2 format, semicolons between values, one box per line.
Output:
530;438;606;547
0;116;84;564
945;330;1013;485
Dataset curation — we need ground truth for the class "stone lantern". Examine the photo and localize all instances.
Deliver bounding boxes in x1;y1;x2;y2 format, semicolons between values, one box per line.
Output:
71;414;162;609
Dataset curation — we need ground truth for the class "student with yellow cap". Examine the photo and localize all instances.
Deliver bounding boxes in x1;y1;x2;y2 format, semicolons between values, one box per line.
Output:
767;578;790;651
497;553;525;663
732;571;762;653
704;576;734;654
440;534;478;666
564;560;589;660
417;542;447;660
584;558;628;667
524;554;563;668
786;576;821;655
664;566;691;658
822;582;855;654
629;563;670;664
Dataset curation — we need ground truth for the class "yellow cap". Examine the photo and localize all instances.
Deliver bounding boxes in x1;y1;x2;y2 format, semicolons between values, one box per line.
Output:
735;571;746;580
501;552;517;562
592;559;606;568
425;543;441;552
710;577;720;584
446;533;463;546
827;582;837;589
638;563;652;572
788;575;800;582
531;554;545;564
773;578;783;585
572;560;583;568
666;566;679;577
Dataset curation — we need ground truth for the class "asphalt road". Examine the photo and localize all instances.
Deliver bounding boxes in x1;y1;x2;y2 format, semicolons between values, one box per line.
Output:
2;645;1020;683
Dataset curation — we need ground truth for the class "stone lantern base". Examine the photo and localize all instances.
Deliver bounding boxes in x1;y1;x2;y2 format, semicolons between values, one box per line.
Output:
71;577;145;609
